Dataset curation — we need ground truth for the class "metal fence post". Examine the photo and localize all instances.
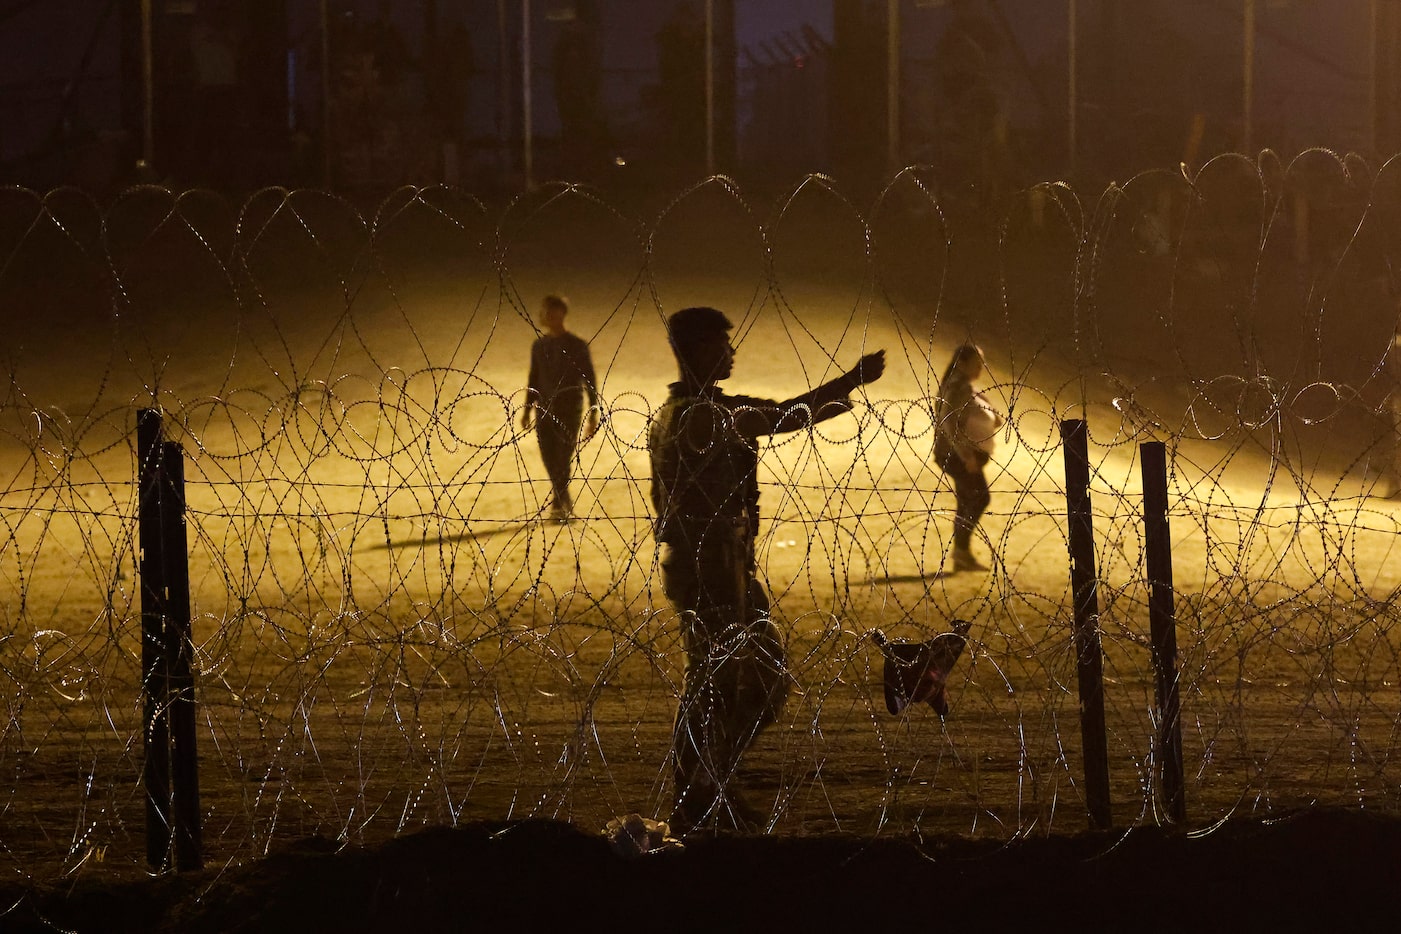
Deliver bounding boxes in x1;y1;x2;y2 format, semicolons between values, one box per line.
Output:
1141;440;1186;824
138;412;202;871
162;439;202;869
1061;418;1112;830
138;408;171;868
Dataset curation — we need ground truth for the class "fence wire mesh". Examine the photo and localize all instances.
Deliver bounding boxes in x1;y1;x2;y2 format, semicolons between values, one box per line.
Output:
4;151;1401;881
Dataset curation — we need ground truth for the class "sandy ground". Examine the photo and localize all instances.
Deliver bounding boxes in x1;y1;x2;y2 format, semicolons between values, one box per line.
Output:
4;169;1401;886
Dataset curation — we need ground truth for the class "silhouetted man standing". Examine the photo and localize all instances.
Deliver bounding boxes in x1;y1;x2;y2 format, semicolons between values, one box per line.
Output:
649;306;884;834
522;295;599;521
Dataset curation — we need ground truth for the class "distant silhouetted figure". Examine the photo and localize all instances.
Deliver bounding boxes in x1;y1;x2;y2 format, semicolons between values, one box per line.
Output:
426;18;474;161
522;295;599;521
649;306;884;834
934;342;1001;572
186;4;242;186
657;1;705;166
552;0;606;176
936;0;1008;202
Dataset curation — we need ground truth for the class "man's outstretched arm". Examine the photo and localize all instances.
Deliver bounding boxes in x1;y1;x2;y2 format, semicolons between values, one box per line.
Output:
733;350;886;437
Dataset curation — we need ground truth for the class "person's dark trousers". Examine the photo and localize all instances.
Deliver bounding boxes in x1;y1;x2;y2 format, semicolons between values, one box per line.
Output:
660;528;787;832
536;400;583;514
938;448;991;550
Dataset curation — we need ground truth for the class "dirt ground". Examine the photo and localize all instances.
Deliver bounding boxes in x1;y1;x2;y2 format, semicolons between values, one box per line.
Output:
4;808;1401;932
4;168;1401;892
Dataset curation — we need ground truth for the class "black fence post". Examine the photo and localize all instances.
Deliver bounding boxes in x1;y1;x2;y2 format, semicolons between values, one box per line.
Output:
162;439;202;870
137;408;171;868
1061;418;1112;830
138;412;202;872
1140;440;1186;824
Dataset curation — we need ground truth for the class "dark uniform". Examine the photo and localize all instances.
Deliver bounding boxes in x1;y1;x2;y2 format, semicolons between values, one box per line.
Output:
649;380;856;830
526;331;597;516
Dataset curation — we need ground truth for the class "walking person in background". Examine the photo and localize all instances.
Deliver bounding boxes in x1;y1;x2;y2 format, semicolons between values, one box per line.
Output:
934;341;1002;572
522;295;600;521
649;306;884;834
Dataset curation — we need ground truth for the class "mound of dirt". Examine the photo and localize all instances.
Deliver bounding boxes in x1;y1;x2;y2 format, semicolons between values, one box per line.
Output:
4;808;1399;932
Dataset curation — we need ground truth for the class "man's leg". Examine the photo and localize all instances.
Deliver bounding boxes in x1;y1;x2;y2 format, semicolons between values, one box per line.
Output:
662;543;727;830
706;577;788;830
666;616;734;828
676;582;788;830
726;578;787;753
670;619;729;829
663;534;781;832
535;403;582;516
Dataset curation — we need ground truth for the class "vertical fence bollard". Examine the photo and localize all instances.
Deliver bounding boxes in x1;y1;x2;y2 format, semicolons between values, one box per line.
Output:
1140;440;1186;824
1061;418;1112;830
138;412;202;870
162;439;202;869
137;408;171;868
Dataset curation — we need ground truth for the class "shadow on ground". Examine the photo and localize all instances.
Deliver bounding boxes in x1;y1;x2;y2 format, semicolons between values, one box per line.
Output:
4;808;1399;932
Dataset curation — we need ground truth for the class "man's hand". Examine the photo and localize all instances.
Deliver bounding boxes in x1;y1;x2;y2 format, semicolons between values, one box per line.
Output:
520;405;534;431
844;350;887;389
583;406;601;442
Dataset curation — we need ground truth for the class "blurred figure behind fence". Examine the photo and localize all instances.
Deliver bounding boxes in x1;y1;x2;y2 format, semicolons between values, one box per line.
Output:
934;341;1001;572
522;295;599;521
